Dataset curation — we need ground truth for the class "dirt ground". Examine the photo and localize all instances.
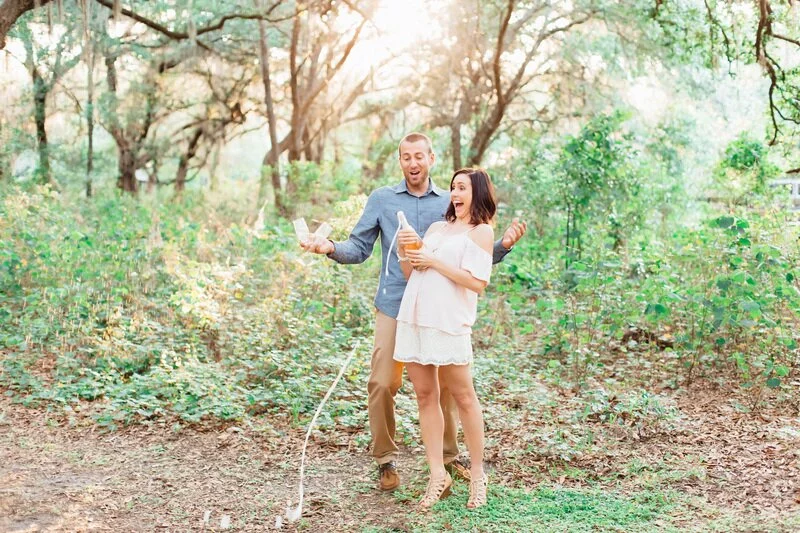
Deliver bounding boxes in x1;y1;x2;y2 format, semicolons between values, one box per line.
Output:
0;393;420;533
1;382;799;532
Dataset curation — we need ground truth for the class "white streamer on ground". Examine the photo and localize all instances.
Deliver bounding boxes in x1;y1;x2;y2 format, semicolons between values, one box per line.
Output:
282;341;361;524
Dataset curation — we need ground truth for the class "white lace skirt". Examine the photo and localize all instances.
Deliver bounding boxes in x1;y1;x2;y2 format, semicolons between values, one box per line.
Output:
393;322;472;366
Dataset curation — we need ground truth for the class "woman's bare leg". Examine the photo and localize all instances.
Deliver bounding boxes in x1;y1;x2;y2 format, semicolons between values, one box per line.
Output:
438;364;484;480
405;362;446;480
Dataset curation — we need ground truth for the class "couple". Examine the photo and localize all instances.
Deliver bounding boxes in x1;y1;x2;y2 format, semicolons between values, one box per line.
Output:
301;132;526;509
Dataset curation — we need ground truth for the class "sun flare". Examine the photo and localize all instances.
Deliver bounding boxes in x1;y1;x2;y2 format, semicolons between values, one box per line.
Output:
372;0;440;51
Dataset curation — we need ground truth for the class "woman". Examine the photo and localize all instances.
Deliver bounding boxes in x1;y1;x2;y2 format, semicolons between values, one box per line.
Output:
394;168;496;510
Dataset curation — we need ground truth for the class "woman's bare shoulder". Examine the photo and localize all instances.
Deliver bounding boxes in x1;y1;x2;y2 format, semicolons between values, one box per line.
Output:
468;224;494;251
425;220;447;236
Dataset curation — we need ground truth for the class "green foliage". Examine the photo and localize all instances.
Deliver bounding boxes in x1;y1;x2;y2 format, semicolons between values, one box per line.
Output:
651;0;800;158
496;115;798;400
0;183;374;428
712;135;781;200
1;107;797;433
508;111;685;273
576;389;678;438
559;111;642;261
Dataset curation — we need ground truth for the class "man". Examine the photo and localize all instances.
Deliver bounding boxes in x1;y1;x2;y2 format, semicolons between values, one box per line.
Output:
301;132;526;491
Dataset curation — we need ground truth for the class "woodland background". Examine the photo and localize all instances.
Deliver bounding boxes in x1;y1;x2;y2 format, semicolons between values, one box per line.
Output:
0;0;799;531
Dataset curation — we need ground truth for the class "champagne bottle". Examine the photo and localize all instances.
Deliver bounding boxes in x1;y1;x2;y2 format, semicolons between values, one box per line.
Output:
397;211;422;250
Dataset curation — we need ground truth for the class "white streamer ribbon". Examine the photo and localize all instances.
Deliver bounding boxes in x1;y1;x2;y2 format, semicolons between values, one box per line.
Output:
283;341;361;524
385;223;402;278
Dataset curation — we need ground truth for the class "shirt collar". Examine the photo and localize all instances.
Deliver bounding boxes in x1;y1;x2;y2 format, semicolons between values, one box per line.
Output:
392;178;446;197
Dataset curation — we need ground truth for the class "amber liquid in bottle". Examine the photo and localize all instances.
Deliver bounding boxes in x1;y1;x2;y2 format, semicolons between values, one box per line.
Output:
397;211;422;250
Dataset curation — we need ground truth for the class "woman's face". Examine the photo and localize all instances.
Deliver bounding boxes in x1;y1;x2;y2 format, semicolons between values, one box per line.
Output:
450;173;473;221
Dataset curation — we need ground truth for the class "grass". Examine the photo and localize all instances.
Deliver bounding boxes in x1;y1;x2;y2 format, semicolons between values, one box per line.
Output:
398;483;678;533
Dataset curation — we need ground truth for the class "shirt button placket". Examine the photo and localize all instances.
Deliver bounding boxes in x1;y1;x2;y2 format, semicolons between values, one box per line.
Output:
416;195;422;232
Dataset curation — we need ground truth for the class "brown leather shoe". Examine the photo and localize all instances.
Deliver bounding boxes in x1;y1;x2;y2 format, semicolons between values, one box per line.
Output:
445;456;472;481
378;461;400;491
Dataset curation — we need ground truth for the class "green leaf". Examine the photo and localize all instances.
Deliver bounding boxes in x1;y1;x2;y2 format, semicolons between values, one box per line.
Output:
645;303;669;317
775;365;790;377
766;377;781;389
740;301;760;313
715;216;735;229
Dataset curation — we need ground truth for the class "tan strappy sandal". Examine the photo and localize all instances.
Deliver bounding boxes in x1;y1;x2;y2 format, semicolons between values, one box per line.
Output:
419;472;453;509
467;474;488;509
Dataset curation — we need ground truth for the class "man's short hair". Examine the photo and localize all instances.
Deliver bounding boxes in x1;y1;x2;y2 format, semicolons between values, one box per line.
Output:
398;132;433;156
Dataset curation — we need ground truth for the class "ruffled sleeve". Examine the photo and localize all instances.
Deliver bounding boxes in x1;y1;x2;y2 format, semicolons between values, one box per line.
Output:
461;237;492;282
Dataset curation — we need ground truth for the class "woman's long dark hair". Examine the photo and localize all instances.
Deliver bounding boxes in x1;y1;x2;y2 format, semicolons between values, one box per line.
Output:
445;168;497;225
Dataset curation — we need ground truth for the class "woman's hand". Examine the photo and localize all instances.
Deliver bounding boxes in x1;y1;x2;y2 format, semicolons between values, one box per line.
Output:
404;248;436;271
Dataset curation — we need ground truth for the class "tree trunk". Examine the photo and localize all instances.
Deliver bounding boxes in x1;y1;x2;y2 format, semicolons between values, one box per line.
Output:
312;123;325;163
302;126;324;163
287;10;302;164
146;168;157;193
257;16;285;215
288;114;305;162
175;127;203;193
85;40;95;197
208;138;221;192
118;142;137;192
32;68;51;184
103;48;133;192
451;124;462;170
468;103;506;166
0;0;52;50
103;46;144;195
303;127;313;162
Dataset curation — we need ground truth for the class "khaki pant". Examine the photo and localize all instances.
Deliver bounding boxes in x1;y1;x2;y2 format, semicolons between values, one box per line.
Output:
368;310;460;465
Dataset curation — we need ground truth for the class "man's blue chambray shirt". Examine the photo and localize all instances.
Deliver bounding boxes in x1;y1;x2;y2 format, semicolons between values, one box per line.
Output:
328;179;512;319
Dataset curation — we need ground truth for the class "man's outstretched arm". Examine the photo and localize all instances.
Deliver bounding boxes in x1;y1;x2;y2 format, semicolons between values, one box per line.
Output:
492;218;527;264
300;192;381;264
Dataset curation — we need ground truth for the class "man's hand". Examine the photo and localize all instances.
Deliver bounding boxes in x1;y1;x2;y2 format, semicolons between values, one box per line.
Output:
501;218;527;250
398;228;421;249
300;233;335;255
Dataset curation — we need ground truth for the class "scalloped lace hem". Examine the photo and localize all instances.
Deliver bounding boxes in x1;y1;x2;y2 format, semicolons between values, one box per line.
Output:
393;322;473;366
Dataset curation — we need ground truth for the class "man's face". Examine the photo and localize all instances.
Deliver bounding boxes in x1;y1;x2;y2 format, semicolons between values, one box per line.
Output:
399;140;435;189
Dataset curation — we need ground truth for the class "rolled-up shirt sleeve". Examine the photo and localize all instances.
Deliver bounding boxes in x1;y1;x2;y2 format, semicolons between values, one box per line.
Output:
328;192;381;264
492;239;511;265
